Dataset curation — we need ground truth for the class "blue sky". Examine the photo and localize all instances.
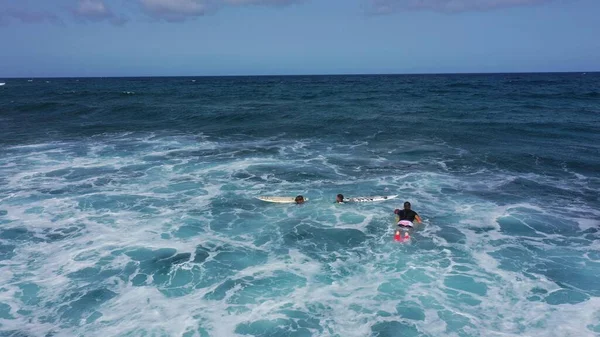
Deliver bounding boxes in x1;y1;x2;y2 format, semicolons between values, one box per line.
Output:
1;0;599;77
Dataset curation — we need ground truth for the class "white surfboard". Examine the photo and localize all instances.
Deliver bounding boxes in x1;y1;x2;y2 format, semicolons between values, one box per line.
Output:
256;196;307;203
345;195;398;203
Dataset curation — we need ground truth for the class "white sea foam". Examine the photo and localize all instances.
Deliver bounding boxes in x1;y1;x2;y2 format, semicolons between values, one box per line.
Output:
0;133;598;337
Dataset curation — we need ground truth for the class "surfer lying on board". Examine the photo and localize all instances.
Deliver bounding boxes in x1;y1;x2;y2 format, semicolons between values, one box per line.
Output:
295;195;305;204
335;194;345;203
394;201;422;228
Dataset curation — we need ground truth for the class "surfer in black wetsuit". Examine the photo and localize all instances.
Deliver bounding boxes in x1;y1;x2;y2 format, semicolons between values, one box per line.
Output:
295;195;305;204
335;194;344;203
394;201;422;228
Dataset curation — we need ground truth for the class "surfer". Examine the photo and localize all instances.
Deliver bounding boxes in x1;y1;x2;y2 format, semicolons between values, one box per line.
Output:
295;195;305;204
394;201;422;228
335;194;344;203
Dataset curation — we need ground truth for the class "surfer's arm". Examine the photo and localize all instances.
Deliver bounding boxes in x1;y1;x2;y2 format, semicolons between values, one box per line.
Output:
415;215;422;223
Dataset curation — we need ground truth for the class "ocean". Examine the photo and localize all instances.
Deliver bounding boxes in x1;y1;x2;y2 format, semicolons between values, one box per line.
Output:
0;73;599;337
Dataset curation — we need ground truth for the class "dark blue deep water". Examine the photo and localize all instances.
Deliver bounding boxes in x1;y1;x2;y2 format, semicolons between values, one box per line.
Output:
0;74;599;337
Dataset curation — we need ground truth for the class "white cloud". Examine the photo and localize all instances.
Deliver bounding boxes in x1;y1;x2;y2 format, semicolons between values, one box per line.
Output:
138;0;301;21
0;8;61;25
0;0;559;25
73;0;127;24
76;0;111;17
368;0;552;13
139;0;207;20
222;0;300;4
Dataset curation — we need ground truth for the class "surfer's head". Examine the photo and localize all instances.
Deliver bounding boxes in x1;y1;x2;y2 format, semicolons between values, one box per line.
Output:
295;195;305;204
336;194;344;203
404;201;411;210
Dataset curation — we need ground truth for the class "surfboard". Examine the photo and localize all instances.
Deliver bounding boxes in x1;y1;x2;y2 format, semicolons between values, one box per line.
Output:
256;196;307;203
346;195;398;203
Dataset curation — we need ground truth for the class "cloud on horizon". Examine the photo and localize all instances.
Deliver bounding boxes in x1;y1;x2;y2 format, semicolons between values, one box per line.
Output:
139;0;302;21
0;8;61;25
0;0;557;25
368;0;553;14
72;0;127;25
139;0;208;21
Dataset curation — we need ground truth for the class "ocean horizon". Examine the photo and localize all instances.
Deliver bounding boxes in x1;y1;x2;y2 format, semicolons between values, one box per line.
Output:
2;71;599;80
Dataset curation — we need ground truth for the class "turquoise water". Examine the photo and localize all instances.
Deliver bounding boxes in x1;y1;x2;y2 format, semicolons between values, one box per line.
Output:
0;74;599;336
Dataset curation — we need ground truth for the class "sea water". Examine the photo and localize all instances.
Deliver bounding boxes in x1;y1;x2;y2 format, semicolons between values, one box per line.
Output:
0;74;599;337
